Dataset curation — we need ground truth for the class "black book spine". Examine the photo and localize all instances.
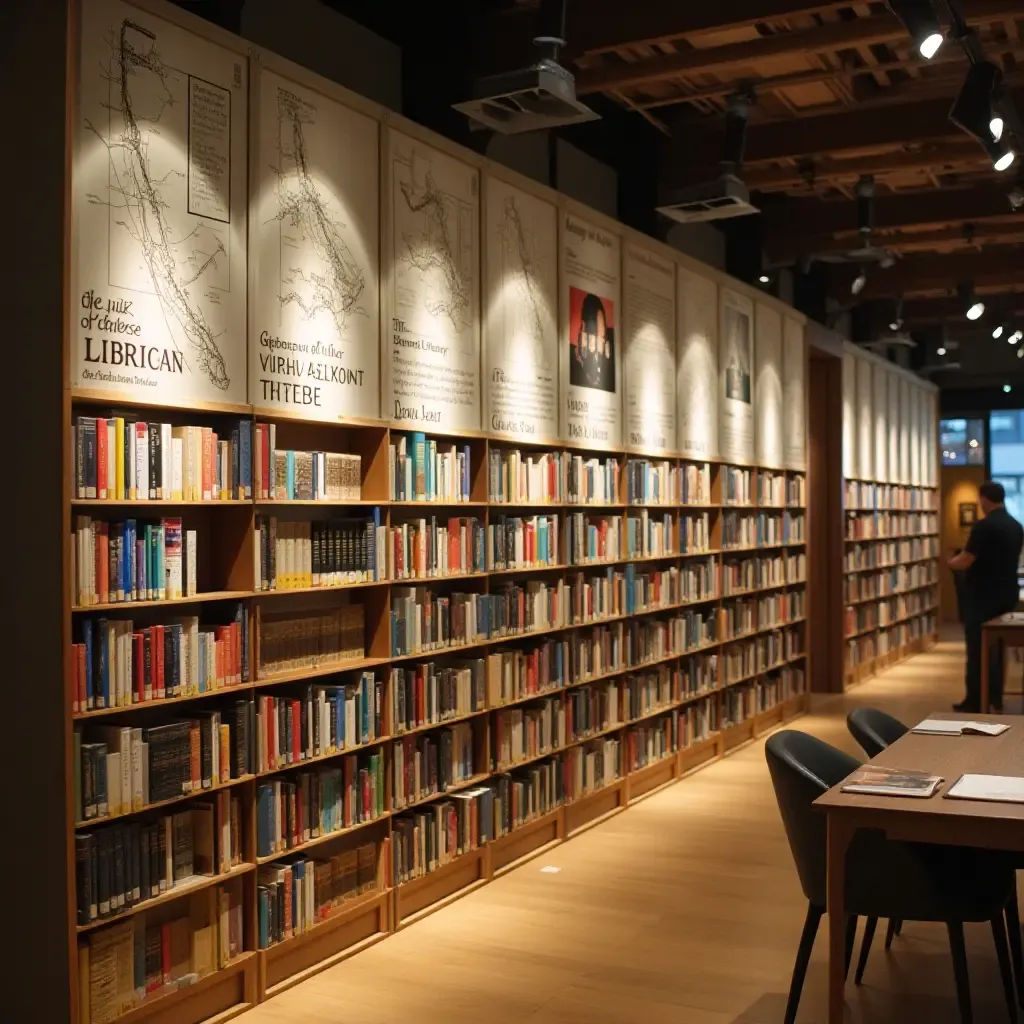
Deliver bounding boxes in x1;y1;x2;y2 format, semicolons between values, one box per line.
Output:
149;823;161;897
233;702;245;779
97;832;111;918
156;822;167;892
200;718;212;788
285;701;293;763
113;826;126;911
75;835;93;924
140;825;151;902
248;698;256;777
149;423;160;498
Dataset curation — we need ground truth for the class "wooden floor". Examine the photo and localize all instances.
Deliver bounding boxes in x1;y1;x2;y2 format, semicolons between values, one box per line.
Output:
239;637;1021;1024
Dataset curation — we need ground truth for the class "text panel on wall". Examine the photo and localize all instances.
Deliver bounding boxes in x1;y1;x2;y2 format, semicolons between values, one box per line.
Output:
719;287;755;465
676;268;719;459
856;356;873;481
250;66;380;420
73;0;249;407
623;242;676;453
888;370;900;485
483;175;559;441
755;303;784;469
783;316;806;471
873;362;888;482
843;350;857;479
910;386;921;485
385;128;481;432
560;212;622;448
899;376;911;484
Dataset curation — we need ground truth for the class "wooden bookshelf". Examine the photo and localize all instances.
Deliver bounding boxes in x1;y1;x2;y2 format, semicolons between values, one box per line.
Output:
841;478;940;688
66;402;810;1023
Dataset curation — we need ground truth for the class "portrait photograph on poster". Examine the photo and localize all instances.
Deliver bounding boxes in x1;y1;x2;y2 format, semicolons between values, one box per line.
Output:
722;303;752;404
568;286;616;394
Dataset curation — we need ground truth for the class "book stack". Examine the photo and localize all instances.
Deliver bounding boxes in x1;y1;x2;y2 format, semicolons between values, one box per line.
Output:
625;510;675;558
257;606;365;679
255;674;384;773
391;721;478;809
679;512;710;553
566;680;622;739
679;696;718;746
255;751;386;857
566;454;619;505
565;512;622;565
75;791;242;924
623;565;681;614
389;587;488;657
387;515;485;579
626;459;677;505
488;448;564;504
722;467;753;506
71;516;195;605
621;664;677;721
72;609;247;712
755;511;784;547
488;758;563;837
73;416;252;502
389;433;472;503
681;652;719;698
679;462;712;506
722;597;756;639
254;423;361;501
758;471;785;507
391;660;486;733
722;557;755;595
486;513;560;571
486;639;569;708
563;737;621;801
254;513;383;589
623;711;678;772
722;511;756;550
491;695;566;770
786;474;806;507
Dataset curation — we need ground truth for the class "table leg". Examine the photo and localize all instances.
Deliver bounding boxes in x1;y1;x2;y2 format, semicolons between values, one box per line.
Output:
828;815;854;1024
982;630;990;714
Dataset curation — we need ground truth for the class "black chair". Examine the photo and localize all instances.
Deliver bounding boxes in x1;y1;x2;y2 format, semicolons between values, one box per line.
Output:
847;708;911;956
847;707;1024;1000
766;729;1017;1024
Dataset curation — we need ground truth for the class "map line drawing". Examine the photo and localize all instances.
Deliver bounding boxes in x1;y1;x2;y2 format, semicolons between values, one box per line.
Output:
268;88;368;337
85;17;231;390
497;194;551;369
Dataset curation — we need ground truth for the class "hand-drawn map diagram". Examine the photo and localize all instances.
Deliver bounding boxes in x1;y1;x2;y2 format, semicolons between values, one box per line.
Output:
74;0;247;405
485;179;558;440
388;131;480;431
252;69;379;419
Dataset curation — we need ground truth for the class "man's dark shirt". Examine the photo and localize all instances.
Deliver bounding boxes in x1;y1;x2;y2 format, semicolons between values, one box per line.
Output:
964;506;1024;622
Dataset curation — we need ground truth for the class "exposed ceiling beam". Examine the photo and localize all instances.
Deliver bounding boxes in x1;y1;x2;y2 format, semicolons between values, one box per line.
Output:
833;248;1024;286
745;141;985;190
768;222;1024;262
574;1;1023;95
761;184;1018;240
474;1;857;72
835;268;1024;301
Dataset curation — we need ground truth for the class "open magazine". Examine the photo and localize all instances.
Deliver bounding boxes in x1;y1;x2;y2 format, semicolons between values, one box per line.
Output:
840;765;943;798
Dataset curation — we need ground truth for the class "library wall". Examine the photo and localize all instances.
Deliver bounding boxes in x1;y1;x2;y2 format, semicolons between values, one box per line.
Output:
841;345;940;688
63;3;813;1023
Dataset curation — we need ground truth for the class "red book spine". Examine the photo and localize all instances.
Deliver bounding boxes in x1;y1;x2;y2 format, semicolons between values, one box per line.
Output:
96;417;107;499
133;632;144;703
292;699;301;762
154;624;165;699
262;425;271;500
343;756;353;826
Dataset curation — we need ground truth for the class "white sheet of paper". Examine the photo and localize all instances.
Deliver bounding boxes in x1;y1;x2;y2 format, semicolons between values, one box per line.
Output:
947;774;1024;803
913;719;1009;736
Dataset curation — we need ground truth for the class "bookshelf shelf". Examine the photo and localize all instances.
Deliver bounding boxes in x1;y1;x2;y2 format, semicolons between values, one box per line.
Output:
256;737;391;778
76;863;256;934
254;816;386;865
71;499;252;507
72;686;251;720
72;590;253;613
394;771;494;813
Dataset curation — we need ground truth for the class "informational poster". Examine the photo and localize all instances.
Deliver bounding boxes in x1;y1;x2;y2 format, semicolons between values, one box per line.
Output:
755;304;784;469
909;386;921;485
873;362;888;483
719;288;755;465
676;269;719;460
782;317;806;471
842;351;857;479
925;391;937;485
483;177;558;441
887;371;900;485
73;0;248;406
856;357;873;482
623;243;676;454
386;129;480;431
251;69;379;420
560;213;621;448
899;376;911;484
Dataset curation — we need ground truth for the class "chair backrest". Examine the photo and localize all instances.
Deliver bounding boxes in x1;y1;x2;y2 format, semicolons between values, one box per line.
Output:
765;730;861;906
846;708;908;759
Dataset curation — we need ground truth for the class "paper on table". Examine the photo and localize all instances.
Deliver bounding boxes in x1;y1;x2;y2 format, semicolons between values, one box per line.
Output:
912;719;1009;736
946;774;1024;803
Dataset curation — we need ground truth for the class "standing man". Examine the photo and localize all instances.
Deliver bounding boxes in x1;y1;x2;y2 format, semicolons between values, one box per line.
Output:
948;480;1024;712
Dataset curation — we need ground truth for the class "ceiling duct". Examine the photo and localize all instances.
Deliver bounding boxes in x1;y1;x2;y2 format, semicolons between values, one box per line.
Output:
453;0;599;133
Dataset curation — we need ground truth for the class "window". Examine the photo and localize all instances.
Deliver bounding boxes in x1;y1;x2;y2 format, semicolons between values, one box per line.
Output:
941;417;984;466
990;411;1024;529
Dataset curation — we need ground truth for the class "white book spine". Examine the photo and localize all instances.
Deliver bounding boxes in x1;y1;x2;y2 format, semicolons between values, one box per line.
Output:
135;428;148;503
161;423;172;500
107;752;122;817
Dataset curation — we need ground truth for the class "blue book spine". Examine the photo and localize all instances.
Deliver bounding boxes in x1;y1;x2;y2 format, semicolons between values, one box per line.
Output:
242;420;252;498
257;785;269;857
258;888;269;949
230;427;240;499
361;674;370;743
82;619;94;709
286;451;295;500
98;620;109;709
462;444;471;500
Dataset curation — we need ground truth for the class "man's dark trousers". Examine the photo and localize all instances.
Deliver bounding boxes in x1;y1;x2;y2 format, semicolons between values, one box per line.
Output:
964;613;1009;711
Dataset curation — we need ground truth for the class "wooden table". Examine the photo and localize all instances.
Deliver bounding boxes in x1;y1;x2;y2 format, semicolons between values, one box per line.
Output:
982;613;1024;713
815;713;1024;1023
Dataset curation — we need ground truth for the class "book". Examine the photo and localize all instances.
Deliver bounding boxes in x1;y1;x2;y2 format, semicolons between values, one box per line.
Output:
947;773;1024;804
840;765;942;798
912;718;1009;736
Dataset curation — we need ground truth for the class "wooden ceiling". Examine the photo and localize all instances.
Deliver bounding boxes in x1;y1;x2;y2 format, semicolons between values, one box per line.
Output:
479;0;1024;331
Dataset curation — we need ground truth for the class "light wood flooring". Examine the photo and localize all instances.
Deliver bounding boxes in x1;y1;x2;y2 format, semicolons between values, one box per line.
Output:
240;637;1024;1023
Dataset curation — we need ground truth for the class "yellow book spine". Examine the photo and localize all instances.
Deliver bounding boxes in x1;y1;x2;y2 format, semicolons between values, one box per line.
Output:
114;418;125;500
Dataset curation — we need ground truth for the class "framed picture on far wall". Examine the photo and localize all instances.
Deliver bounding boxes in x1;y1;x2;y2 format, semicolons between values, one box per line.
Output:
959;502;978;527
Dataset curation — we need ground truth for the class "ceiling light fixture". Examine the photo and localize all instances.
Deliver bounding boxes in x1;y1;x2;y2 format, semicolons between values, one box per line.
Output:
1018;347;1024;359
851;268;867;296
758;274;770;284
1011;329;1024;344
1005;384;1013;392
993;148;1016;172
958;281;985;320
890;320;901;331
991;115;1005;142
949;61;1017;171
993;324;1005;339
887;0;944;59
937;346;947;356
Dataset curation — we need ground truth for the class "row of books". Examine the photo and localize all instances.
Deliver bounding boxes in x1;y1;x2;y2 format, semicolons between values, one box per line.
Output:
390;433;472;503
844;537;939;571
844;510;939;540
255;750;386;858
258;606;365;679
487;514;560;571
72;516;195;606
72;611;247;713
75;791;242;925
80;880;244;1022
73;416;251;502
256;842;377;949
486;449;622;505
391;789;492;884
392;723;478;809
722;467;753;505
758;472;786;508
625;510;675;558
722;554;790;594
393;660;486;734
254;514;383;590
253;423;362;501
625;459;675;505
75;704;255;822
255;674;385;774
844;481;938;511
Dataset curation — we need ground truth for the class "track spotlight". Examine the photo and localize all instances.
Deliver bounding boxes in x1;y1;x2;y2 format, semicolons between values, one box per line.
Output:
887;0;943;59
950;61;1016;170
721;91;752;173
937;346;947;356
1005;384;1013;392
851;269;867;296
1018;347;1023;359
890;320;901;331
958;281;985;320
991;115;1005;142
758;274;770;284
992;145;1016;172
1011;330;1024;344
994;324;1005;339
855;175;875;239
